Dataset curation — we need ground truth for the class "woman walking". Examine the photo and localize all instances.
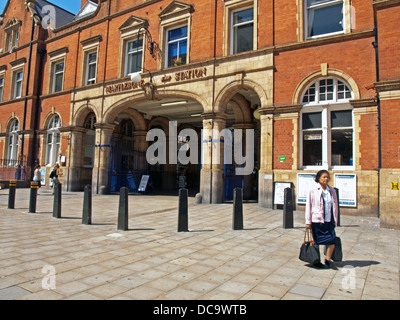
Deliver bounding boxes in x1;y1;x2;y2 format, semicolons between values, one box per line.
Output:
305;170;339;269
50;164;60;195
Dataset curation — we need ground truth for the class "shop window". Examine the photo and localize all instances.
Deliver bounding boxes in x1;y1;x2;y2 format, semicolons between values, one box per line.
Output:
231;7;254;54
166;25;188;68
7;119;19;164
46;114;61;166
301;77;354;169
305;0;344;39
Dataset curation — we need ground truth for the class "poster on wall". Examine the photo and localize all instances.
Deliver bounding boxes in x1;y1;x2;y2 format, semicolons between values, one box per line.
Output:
274;182;292;205
334;174;357;207
40;168;46;186
297;173;316;204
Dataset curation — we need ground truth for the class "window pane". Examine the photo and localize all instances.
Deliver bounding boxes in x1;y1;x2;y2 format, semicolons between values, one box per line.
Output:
233;23;254;54
307;3;343;37
302;83;316;103
233;8;253;25
0;78;4;102
303;130;323;166
302;112;322;129
54;73;63;92
331;110;352;128
168;26;187;42
331;129;353;165
55;62;64;73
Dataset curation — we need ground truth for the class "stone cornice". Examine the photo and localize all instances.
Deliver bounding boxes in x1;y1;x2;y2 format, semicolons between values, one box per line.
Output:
374;80;400;92
350;98;378;108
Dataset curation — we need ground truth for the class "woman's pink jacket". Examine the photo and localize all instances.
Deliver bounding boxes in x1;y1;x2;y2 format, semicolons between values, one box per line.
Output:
305;184;339;226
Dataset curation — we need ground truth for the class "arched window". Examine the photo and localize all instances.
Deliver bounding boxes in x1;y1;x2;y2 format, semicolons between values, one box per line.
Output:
8;119;19;164
84;113;96;167
46;115;61;166
300;77;354;169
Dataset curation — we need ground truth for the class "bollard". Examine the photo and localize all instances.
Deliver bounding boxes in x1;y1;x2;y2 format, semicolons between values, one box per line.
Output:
233;188;243;230
29;182;39;213
82;184;92;225
117;187;128;231
334;187;341;227
283;187;294;229
178;188;189;232
8;180;16;209
53;182;62;218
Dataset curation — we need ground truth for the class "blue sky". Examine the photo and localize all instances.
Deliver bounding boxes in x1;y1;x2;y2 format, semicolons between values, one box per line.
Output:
0;0;82;15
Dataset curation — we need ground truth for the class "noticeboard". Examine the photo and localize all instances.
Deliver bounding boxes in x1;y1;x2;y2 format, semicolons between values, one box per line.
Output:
138;175;150;192
334;174;357;207
297;173;317;204
274;182;292;205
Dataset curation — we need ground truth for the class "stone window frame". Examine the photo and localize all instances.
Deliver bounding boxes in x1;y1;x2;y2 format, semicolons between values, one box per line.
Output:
223;0;258;57
118;16;147;78
3;18;21;53
10;59;25;100
80;36;101;86
159;1;194;70
48;48;68;94
297;0;352;42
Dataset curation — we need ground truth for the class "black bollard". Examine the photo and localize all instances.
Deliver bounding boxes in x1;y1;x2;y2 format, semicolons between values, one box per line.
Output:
117;187;128;231
29;182;39;213
82;184;92;225
334;187;341;227
8;180;16;209
283;187;294;229
53;182;62;218
233;188;243;230
178;188;189;232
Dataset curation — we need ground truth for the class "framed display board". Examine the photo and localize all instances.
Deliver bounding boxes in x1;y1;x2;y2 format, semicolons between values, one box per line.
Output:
138;175;150;192
334;174;357;207
274;182;292;205
297;173;316;204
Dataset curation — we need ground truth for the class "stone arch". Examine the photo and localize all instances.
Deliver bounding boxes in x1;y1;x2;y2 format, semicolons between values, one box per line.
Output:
215;79;268;113
293;68;360;104
228;94;253;124
5;115;21;132
73;103;100;127
148;116;170;133
42;111;62;129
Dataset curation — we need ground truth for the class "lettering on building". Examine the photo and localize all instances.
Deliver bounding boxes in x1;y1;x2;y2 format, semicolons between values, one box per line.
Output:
106;80;144;94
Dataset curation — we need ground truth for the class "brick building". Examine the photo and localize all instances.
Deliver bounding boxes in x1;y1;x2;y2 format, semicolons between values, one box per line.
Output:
0;0;399;228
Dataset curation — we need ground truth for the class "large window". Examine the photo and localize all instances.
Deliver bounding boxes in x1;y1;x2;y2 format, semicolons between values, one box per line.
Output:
166;26;188;68
125;38;143;76
301;78;354;169
231;7;254;54
85;52;97;85
305;0;344;39
84;113;96;167
46;115;61;166
7;119;19;164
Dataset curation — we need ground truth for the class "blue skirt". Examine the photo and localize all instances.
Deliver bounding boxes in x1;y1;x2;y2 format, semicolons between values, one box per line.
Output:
311;220;336;245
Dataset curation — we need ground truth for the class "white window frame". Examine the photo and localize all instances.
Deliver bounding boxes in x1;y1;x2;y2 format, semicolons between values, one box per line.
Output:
13;70;23;99
7;119;19;164
0;77;4;102
304;0;345;40
165;24;188;68
52;61;65;93
85;51;98;85
230;6;254;55
300;77;355;171
83;113;96;168
125;38;143;76
46;115;61;166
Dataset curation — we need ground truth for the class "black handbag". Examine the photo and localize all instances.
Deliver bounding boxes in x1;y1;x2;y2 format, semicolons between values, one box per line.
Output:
299;228;320;265
324;237;343;262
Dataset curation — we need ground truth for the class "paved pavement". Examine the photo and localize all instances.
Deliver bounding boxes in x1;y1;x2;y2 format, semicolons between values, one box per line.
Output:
0;187;399;300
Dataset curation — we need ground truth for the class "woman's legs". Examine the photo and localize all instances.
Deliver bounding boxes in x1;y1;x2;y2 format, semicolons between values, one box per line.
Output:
325;244;335;261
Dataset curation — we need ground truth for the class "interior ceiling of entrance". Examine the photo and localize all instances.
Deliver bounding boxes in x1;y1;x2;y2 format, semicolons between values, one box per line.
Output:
127;91;259;128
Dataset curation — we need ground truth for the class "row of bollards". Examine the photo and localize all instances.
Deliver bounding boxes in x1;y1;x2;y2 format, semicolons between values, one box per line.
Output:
8;181;340;232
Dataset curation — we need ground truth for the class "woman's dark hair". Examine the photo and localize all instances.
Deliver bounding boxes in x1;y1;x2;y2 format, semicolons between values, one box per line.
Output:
315;170;330;183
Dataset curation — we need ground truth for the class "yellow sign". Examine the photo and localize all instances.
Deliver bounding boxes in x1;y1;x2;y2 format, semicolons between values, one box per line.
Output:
392;182;399;191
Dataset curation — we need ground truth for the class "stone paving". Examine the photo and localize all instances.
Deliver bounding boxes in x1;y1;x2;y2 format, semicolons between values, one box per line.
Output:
0;188;399;300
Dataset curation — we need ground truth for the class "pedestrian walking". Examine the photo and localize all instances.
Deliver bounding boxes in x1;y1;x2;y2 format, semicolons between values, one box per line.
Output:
305;170;339;269
50;164;60;195
33;164;41;189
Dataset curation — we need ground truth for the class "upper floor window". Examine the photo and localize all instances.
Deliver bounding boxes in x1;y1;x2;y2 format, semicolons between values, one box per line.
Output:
52;61;64;93
125;38;143;76
13;71;23;99
4;18;21;52
231;7;254;54
166;26;188;68
305;0;344;39
0;77;4;102
86;51;97;85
